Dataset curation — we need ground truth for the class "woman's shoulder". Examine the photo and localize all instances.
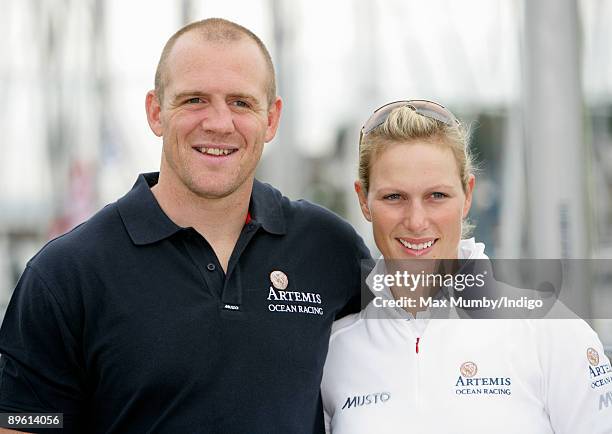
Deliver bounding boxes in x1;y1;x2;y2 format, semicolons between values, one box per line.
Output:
330;312;366;342
528;315;604;349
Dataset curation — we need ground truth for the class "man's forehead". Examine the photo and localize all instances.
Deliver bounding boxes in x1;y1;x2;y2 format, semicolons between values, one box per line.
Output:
168;31;262;65
166;35;267;80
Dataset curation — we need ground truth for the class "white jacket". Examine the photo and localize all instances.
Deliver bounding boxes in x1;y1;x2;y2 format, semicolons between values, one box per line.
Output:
321;239;612;433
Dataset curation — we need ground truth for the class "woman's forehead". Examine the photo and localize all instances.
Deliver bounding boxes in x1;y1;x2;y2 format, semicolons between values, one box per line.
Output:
370;142;461;182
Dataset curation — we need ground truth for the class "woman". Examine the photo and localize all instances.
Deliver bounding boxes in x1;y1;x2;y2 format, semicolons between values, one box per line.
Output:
321;100;611;433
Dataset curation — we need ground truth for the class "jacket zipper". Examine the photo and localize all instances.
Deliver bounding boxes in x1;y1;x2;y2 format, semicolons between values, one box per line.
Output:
414;335;421;431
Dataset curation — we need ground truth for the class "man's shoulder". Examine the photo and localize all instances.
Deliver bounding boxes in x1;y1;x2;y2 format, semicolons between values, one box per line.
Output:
29;201;124;270
256;180;360;237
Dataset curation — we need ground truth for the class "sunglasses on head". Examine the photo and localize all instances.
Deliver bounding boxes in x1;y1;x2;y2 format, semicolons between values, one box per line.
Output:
359;99;460;149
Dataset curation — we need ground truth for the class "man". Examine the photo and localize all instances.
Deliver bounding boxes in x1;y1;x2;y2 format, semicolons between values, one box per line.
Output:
0;18;370;433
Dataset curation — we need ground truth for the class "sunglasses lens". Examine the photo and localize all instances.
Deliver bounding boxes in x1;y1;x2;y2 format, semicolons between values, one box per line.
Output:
409;100;457;126
361;100;457;137
362;102;408;135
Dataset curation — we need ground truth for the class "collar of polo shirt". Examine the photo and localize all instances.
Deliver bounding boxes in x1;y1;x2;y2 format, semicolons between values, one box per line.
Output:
117;172;286;245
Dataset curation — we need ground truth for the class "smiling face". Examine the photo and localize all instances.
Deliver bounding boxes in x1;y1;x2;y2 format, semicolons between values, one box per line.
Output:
145;33;282;199
356;141;474;260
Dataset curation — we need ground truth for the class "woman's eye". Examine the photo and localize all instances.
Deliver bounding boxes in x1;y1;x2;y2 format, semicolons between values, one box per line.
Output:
383;193;402;201
431;192;448;199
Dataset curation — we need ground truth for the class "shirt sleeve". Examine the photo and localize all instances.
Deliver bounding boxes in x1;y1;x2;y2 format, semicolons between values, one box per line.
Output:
538;319;612;433
335;232;373;321
323;405;332;434
0;265;85;432
321;375;334;434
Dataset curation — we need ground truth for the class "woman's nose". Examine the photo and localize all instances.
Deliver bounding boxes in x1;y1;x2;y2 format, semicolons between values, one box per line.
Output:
402;201;429;234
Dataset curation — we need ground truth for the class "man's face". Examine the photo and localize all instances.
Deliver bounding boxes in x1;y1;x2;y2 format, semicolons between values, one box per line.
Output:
146;34;281;199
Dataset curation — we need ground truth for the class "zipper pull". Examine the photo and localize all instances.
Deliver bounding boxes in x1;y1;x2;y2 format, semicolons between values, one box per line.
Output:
415;337;420;354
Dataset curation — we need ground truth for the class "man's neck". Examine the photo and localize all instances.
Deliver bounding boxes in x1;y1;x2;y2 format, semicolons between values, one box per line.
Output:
151;172;253;271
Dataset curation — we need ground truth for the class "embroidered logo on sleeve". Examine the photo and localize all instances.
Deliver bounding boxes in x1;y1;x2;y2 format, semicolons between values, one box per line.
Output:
600;391;612;411
587;347;600;366
588;347;612;392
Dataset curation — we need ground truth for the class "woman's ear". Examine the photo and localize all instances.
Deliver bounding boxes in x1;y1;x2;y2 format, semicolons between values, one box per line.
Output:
355;180;372;222
462;174;475;218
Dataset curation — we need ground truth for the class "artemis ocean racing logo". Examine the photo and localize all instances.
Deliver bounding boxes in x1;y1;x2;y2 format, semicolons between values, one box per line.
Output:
455;362;512;396
587;347;612;391
266;270;324;315
267;287;324;315
585;347;612;411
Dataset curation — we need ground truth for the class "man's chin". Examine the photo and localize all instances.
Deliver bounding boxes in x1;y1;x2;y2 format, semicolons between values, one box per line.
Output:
190;186;235;200
187;179;249;200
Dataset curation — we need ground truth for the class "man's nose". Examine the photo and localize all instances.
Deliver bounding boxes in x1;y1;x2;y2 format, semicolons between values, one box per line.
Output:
402;201;429;234
201;103;235;134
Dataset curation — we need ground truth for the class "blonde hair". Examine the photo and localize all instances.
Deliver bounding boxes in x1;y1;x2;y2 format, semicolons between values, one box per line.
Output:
358;105;476;236
154;18;276;107
359;105;474;191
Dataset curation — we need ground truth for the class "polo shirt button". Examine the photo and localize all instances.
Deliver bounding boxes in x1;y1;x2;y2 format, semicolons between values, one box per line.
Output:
206;263;216;271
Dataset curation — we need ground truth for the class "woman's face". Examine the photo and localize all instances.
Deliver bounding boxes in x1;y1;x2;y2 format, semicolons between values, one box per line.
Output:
356;141;474;260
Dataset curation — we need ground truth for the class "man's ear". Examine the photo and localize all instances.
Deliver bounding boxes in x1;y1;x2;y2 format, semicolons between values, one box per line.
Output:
264;96;283;143
355;180;372;222
145;90;163;137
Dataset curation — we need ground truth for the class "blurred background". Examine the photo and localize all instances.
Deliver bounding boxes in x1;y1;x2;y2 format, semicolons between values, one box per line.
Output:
1;0;611;353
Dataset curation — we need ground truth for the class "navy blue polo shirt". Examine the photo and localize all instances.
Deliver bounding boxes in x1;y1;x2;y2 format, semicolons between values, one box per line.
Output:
0;173;371;433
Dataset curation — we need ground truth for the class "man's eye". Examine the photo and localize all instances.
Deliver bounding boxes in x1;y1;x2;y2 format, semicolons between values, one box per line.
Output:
186;97;203;104
383;193;402;201
232;100;250;108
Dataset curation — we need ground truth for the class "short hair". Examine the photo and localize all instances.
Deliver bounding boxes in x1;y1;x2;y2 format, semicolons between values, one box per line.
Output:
154;18;276;107
358;105;476;236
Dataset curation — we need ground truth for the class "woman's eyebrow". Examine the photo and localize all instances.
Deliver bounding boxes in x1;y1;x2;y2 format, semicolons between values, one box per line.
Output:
428;184;456;190
375;184;456;192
